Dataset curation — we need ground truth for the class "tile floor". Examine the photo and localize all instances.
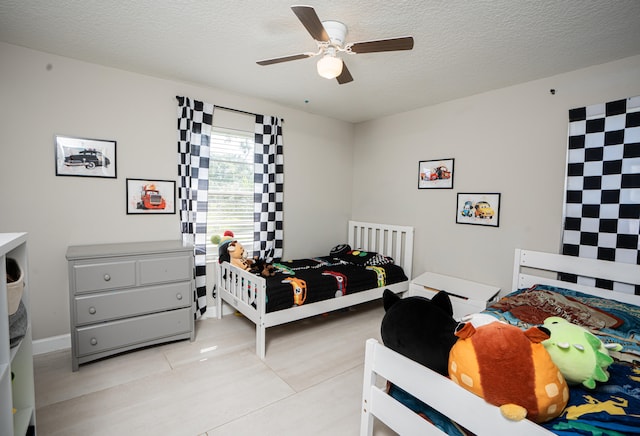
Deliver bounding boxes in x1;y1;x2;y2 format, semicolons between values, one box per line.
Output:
33;301;396;435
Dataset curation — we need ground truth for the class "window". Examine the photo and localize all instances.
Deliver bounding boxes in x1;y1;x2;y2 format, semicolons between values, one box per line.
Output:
207;127;254;261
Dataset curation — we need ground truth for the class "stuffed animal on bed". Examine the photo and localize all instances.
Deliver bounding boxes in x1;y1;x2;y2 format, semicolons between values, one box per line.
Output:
448;321;569;423
250;257;276;277
212;230;236;264
211;231;253;271
380;289;469;436
226;240;253;271
542;316;622;389
380;289;458;376
212;230;276;277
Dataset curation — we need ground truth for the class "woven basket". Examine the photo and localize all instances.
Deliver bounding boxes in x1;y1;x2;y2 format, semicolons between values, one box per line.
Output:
6;258;24;316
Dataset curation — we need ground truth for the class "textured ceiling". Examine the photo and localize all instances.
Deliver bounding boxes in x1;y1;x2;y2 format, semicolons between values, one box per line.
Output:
2;0;640;123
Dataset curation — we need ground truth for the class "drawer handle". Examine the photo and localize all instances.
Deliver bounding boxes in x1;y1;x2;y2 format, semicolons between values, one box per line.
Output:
90;338;98;346
89;306;97;315
103;274;111;281
176;293;183;300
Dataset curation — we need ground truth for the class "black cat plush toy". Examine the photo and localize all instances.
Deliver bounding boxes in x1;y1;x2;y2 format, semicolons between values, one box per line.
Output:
380;289;458;376
381;289;482;435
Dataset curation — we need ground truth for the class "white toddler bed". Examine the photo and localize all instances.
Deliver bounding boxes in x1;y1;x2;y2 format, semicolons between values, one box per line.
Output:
361;249;640;436
216;221;414;359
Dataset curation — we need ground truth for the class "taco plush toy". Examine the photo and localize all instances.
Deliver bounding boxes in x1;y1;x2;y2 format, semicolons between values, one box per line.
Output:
448;321;569;423
542;316;622;389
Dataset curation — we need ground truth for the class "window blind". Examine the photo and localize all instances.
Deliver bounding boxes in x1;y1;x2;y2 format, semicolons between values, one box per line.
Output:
207;127;255;261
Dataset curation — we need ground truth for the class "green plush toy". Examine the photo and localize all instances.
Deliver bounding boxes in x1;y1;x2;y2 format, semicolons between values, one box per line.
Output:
542;317;623;389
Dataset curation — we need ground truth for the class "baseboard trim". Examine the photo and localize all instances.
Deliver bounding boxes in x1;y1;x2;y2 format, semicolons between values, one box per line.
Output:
31;309;228;356
33;334;71;356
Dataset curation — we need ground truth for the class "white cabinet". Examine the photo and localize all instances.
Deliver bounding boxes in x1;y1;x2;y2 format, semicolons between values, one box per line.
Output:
408;271;500;320
0;233;36;435
66;240;195;371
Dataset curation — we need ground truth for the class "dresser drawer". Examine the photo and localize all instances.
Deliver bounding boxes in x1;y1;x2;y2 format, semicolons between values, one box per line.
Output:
75;308;191;357
74;260;136;293
139;254;192;285
74;282;191;325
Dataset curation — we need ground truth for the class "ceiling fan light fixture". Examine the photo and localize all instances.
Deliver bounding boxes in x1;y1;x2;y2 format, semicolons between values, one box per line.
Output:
317;54;343;79
257;6;414;85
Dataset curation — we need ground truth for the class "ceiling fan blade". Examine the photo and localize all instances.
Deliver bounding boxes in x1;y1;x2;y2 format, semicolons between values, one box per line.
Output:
291;5;329;42
336;62;353;84
348;36;414;54
256;53;313;66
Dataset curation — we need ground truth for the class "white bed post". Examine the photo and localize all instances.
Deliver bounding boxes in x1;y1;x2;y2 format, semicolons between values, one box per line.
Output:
256;323;266;360
360;339;376;436
348;223;358;251
512;248;523;291
215;263;223;319
257;282;266;359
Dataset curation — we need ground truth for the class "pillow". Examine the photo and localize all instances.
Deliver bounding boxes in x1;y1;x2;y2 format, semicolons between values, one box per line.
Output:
329;244;351;257
335;249;394;266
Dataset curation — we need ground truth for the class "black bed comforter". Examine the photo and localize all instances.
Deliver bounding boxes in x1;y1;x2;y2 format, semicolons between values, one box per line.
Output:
263;253;407;313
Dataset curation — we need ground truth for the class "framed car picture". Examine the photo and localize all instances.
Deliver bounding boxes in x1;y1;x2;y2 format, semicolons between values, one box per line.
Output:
456;193;501;227
418;158;454;189
55;135;117;178
126;178;176;214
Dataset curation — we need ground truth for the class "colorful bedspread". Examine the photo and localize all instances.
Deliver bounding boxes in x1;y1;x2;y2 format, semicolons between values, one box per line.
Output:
391;284;640;435
485;285;640;434
262;251;407;313
544;361;640;435
485;285;640;361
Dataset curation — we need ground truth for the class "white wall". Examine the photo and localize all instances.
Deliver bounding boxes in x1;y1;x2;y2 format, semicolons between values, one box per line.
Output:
2;39;638;342
0;42;354;340
352;55;640;293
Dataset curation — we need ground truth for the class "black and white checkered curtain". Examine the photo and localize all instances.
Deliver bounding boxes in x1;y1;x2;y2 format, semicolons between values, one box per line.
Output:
253;115;284;261
561;96;640;295
177;96;213;317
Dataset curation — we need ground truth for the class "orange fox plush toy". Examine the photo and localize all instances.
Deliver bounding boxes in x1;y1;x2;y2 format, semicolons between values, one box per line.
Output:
448;321;569;423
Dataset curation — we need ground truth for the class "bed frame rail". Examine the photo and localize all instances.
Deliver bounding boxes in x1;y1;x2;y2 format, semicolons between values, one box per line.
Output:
216;261;266;325
361;339;552;436
513;249;640;305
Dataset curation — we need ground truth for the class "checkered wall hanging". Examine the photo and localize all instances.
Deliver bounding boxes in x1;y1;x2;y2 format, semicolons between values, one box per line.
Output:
177;96;213;317
562;96;640;295
254;115;284;262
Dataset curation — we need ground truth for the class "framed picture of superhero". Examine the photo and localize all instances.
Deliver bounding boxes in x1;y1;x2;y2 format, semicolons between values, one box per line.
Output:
126;178;176;214
418;158;454;189
55;135;117;178
456;193;501;227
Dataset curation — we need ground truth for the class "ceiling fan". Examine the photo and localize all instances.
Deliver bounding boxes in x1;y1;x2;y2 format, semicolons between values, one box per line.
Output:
256;5;414;84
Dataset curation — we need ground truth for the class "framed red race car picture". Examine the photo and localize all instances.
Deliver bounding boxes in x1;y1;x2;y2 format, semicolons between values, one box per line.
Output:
418;158;454;189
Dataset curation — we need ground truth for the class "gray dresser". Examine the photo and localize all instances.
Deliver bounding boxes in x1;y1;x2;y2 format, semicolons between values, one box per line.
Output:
66;240;195;371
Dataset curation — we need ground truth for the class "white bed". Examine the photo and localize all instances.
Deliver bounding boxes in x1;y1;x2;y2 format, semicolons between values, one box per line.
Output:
216;220;414;359
360;248;640;436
